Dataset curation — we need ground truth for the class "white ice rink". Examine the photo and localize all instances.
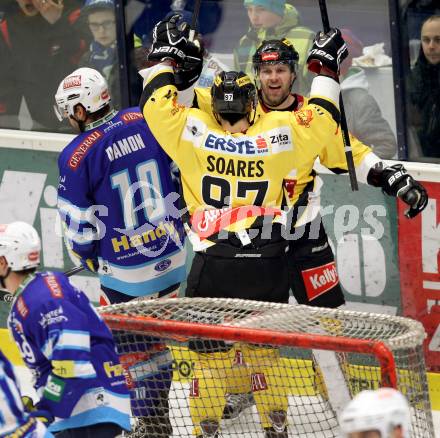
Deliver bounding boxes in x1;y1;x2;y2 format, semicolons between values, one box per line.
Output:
15;366;440;437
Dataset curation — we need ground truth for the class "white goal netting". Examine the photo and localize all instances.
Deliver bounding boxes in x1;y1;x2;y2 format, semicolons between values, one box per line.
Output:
99;297;434;438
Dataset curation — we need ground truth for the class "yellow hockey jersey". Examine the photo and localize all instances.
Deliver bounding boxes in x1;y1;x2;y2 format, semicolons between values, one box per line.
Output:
140;65;378;244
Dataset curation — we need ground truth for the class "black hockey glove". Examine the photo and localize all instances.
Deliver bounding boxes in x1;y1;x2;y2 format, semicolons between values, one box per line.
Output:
307;28;348;77
175;36;204;90
367;163;428;218
148;14;191;65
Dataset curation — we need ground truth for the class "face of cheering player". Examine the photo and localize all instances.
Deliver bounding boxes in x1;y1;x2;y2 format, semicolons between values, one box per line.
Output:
88;9;117;48
258;62;296;108
246;5;282;30
16;0;39;16
421;17;440;65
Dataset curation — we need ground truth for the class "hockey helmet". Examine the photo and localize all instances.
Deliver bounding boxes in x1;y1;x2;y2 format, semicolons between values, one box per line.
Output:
339;388;411;438
211;71;257;123
252;38;299;72
54;68;111;121
0;222;41;271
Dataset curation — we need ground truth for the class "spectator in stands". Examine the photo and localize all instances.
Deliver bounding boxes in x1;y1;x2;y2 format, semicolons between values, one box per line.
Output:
340;29;397;159
234;0;314;95
339;388;411;438
80;0;120;108
407;15;440;160
0;10;21;129
3;0;84;131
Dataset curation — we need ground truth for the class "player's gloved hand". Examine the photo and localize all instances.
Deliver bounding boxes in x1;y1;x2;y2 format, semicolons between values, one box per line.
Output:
307;28;348;77
22;396;54;425
367;163;428;218
148;14;191;65
175;34;205;90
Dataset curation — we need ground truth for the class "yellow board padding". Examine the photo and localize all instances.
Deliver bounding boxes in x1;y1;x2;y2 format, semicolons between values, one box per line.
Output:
0;328;23;365
2;330;440;411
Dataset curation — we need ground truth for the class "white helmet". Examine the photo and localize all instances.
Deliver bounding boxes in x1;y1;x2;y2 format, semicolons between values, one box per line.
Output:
54;67;111;121
339;388;411;437
0;222;41;271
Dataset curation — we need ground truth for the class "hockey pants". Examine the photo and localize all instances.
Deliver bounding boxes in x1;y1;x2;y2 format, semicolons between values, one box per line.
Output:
189;343;288;436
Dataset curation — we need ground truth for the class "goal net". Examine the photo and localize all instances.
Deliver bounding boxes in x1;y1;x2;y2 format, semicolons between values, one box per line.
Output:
98;297;434;438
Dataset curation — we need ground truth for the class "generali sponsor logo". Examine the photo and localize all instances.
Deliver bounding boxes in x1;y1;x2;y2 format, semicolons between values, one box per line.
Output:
68;130;102;170
121;111;143;124
191;206;282;240
63;75;81;89
17;296;29;318
44;275;63;299
301;261;339;301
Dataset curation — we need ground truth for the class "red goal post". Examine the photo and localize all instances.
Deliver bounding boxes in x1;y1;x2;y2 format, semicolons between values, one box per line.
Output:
99;297;434;437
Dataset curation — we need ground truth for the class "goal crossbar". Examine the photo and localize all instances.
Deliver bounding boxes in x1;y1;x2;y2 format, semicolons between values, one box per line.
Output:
101;312;398;389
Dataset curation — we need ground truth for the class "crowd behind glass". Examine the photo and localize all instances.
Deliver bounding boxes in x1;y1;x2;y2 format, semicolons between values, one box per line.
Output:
0;0;438;162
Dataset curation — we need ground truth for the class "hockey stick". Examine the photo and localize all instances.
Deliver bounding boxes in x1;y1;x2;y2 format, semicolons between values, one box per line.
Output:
318;0;358;191
189;0;202;41
0;266;85;303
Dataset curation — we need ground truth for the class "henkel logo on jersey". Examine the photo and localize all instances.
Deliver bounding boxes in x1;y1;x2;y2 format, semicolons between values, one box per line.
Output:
301;261;339;301
63;75;81;90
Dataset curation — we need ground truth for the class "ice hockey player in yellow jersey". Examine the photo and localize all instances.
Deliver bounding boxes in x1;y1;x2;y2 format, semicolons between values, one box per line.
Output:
140;15;428;438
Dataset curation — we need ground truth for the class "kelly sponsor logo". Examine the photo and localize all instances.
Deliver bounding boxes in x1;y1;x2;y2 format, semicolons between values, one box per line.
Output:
302;261;339;301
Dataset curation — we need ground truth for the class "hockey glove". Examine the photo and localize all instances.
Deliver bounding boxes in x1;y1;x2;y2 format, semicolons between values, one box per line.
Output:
22;396;54;425
148;14;191;65
175;36;204;90
307;28;348;77
367;163;428;218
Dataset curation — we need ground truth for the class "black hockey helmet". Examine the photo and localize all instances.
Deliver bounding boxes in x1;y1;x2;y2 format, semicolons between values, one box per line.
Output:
211;71;257;124
252;38;299;72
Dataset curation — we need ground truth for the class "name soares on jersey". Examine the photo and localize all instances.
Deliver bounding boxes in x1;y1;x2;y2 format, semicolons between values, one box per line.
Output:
203;131;290;177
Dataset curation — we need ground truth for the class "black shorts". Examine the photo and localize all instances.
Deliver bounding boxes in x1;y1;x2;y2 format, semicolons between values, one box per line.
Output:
287;216;345;308
186;251;290;304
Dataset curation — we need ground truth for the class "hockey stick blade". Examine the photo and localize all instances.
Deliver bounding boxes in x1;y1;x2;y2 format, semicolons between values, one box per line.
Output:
318;0;358;191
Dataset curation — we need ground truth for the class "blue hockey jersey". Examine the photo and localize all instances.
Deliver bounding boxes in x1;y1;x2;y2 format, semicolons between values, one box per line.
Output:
57;107;186;297
7;272;131;433
0;349;53;437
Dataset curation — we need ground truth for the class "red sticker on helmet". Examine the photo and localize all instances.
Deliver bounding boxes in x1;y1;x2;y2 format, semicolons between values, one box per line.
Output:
27;252;39;262
0;224;7;233
261;52;279;61
63;75;81;89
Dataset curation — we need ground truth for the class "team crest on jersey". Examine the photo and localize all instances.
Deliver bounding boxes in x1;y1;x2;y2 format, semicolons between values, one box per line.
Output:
295;109;313;128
